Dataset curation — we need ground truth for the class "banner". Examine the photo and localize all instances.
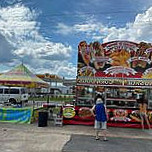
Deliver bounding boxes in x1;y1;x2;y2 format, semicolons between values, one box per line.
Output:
77;76;152;88
0;107;33;124
63;106;152;128
63;106;94;125
77;41;152;86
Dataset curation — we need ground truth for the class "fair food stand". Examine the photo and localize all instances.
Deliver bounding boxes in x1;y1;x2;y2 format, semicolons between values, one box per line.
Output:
63;41;152;128
0;63;49;88
0;64;49;124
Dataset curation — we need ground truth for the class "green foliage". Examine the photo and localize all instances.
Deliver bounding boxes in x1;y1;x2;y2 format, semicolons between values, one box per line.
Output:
52;107;61;115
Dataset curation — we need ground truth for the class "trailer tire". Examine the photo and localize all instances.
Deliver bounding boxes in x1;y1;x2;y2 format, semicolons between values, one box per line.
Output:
9;98;17;105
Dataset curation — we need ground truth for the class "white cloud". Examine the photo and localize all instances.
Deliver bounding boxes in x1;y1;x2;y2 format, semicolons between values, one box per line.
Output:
56;21;108;42
27;60;77;78
0;4;75;78
56;7;152;43
103;7;152;42
55;23;74;35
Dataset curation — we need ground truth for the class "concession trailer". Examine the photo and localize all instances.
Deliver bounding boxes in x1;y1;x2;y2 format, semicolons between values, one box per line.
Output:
63;41;152;128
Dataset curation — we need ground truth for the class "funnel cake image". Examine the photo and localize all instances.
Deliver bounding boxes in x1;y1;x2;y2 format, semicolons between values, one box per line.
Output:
109;49;131;67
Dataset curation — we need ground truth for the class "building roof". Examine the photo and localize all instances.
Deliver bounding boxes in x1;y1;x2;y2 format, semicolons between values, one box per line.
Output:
36;74;62;80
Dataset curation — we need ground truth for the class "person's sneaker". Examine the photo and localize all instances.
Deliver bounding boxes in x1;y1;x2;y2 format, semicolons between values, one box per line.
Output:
95;137;100;140
103;137;108;141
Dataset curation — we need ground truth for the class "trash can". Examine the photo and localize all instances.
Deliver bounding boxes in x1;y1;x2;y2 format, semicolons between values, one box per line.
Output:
38;111;48;127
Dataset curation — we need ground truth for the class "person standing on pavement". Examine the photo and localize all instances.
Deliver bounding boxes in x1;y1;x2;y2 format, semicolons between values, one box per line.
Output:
91;96;108;141
138;94;151;130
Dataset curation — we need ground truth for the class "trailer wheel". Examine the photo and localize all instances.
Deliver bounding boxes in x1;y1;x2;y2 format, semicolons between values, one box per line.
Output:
24;100;28;103
9;98;17;105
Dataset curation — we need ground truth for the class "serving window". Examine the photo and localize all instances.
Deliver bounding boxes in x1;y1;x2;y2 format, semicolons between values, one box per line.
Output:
76;86;94;106
105;87;151;108
75;85;152;109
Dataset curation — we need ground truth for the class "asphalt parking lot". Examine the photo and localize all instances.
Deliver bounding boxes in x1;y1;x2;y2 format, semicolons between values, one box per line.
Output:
0;122;152;152
62;135;152;152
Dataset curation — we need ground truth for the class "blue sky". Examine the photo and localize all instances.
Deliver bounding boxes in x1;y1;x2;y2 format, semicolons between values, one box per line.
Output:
0;0;152;78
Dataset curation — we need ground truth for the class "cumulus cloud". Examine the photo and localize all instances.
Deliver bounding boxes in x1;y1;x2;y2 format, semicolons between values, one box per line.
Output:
56;22;105;37
103;7;152;42
0;34;16;63
56;7;152;43
0;4;75;78
27;60;77;78
55;23;74;35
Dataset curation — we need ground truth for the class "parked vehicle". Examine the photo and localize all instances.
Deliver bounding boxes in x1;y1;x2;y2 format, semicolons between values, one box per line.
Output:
0;86;28;104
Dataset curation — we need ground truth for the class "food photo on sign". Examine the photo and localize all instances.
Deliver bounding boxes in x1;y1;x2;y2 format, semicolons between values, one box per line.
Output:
129;110;141;122
78;107;93;119
110;109;131;122
148;111;152;123
63;106;76;119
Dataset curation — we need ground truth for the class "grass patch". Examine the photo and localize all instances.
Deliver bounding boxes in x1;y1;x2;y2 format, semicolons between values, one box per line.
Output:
29;96;73;103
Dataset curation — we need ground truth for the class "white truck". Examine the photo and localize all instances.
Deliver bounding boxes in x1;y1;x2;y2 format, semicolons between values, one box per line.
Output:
0;86;28;104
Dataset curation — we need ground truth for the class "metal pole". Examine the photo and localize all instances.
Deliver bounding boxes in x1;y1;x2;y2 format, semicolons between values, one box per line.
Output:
47;93;49;110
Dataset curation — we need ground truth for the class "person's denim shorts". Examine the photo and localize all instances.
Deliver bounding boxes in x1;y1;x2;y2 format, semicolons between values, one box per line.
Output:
94;120;107;130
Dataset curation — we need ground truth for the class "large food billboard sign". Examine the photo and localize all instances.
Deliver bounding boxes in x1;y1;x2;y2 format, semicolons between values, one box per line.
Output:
77;41;152;87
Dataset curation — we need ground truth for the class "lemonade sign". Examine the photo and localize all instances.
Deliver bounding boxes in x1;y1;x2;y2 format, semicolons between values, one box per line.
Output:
63;107;76;118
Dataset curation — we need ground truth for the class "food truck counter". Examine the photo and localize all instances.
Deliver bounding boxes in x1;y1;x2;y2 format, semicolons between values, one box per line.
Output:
63;105;152;128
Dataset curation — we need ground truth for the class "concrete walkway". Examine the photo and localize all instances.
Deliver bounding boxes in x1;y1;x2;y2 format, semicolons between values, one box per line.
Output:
0;122;152;152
